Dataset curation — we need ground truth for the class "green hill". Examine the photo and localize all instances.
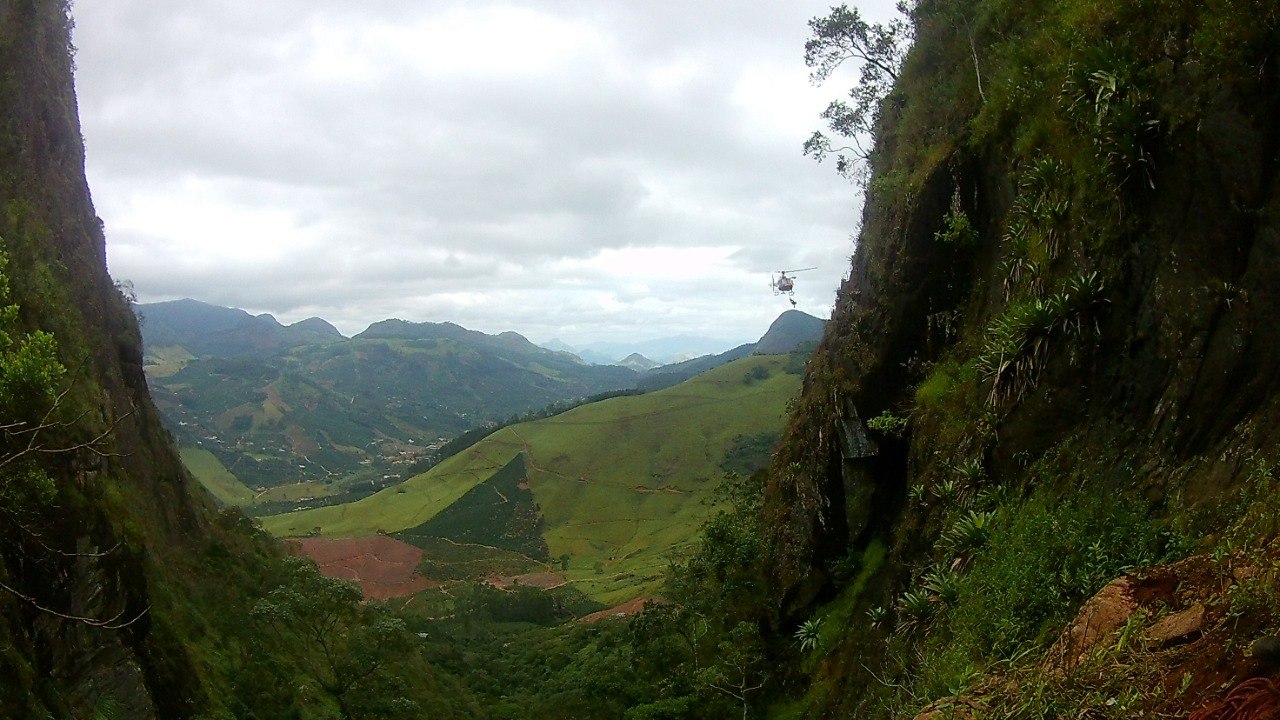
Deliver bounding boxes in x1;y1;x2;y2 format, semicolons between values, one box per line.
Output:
263;353;801;603
143;306;639;494
179;446;254;506
139;298;345;358
751;309;825;354
399;454;549;560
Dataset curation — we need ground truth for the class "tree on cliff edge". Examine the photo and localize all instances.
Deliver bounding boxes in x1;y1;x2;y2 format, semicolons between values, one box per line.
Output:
803;2;912;183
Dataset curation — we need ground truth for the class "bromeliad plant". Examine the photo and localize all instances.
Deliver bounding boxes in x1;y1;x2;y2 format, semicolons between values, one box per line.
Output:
977;272;1105;406
953;458;985;485
922;566;962;608
794;617;823;653
1000;157;1072;300
896;588;936;632
977;298;1062;405
931;478;968;509
867;605;888;627
942;510;997;556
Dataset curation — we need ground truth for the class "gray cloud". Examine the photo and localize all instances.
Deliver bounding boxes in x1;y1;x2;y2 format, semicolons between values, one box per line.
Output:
74;0;901;345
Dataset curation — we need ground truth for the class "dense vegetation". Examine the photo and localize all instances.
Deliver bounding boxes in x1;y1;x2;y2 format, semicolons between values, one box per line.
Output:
756;0;1280;716
142;300;639;499
388;469;786;720
265;353;803;604
0;2;491;716
2;0;1279;717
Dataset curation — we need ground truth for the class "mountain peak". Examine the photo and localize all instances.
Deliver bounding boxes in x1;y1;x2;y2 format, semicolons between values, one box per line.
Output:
754;310;825;355
616;353;660;371
289;316;345;338
137;300;343;356
356;318;469;341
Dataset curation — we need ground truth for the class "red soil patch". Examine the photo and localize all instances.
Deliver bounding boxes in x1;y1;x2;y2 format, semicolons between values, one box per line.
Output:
579;597;661;624
284;425;320;455
259;385;293;412
290;536;440;600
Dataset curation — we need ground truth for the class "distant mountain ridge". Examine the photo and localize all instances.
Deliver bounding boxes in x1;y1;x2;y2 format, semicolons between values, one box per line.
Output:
140;298;344;358
636;310;825;392
139;299;823;507
616;353;660;371
635;343;757;392
540;338;578;354
137;299;638;494
356;318;537;349
545;334;750;366
538;313;825;368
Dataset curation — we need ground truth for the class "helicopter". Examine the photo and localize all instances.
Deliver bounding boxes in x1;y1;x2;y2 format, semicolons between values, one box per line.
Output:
771;267;816;307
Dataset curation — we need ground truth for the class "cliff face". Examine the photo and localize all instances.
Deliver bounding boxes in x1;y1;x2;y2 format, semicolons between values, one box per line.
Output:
763;0;1279;714
0;2;250;716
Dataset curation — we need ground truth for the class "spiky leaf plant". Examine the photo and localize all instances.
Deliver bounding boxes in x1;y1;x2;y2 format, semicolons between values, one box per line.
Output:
943;510;997;555
795;617;823;653
896;588;936;632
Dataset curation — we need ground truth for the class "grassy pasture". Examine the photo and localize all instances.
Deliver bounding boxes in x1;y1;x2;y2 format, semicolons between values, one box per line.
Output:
263;354;799;603
180;446;255;506
254;480;340;504
141;344;194;378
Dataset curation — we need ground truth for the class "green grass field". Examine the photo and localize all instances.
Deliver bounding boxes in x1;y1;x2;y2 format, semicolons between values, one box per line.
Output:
263;355;800;603
141;344;194;378
180;446;255;506
181;446;344;508
254;480;340;504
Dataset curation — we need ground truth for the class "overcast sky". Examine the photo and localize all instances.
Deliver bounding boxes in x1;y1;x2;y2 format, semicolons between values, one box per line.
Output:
71;1;898;346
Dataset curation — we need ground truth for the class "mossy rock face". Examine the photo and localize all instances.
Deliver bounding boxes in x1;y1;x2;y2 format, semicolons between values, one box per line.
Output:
840;473;876;551
762;0;1280;716
0;1;225;715
766;0;1280;608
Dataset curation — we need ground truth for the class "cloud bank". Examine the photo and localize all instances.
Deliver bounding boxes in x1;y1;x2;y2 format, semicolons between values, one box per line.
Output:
72;0;898;345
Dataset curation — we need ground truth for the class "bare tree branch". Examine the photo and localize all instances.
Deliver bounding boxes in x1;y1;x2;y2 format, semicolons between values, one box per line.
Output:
35;409;134;457
0;575;149;630
0;394;134;470
968;29;987;102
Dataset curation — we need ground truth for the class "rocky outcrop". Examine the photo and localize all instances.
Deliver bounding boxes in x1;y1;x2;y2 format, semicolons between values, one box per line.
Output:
760;1;1280;717
1043;555;1220;673
763;0;1280;623
904;546;1277;720
0;2;234;716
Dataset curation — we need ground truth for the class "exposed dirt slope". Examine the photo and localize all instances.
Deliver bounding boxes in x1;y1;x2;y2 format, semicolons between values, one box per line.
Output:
291;536;441;599
913;542;1280;718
